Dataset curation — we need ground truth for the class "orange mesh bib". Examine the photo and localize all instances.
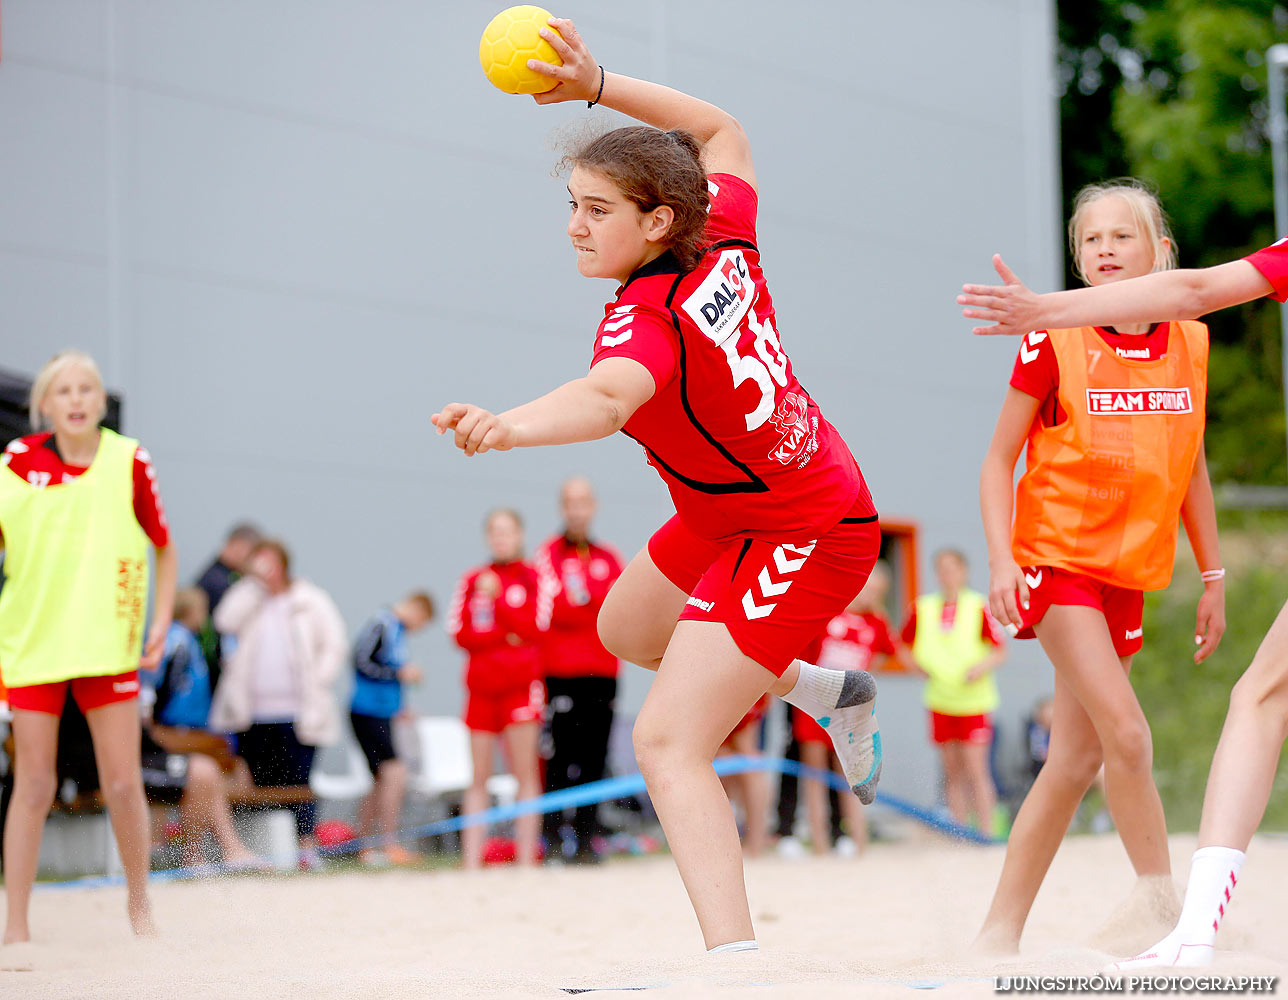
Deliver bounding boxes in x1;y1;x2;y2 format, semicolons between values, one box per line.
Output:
1013;322;1208;591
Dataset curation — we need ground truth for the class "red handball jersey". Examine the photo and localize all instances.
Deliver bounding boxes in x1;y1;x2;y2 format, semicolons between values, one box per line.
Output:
1009;324;1172;426
448;560;551;696
800;610;897;673
533;534;624;679
590;173;875;544
1;433;170;546
803;608;896;670
1246;238;1288;301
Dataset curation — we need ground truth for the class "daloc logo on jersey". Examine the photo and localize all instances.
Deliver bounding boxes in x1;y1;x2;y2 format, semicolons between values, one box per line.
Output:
1086;388;1192;415
681;250;754;345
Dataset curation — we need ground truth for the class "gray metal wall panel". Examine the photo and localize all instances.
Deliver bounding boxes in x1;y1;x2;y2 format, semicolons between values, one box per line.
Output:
1;0;1059;809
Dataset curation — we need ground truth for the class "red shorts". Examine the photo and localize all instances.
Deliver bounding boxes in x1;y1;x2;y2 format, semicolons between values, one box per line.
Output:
463;680;545;735
648;504;881;677
1015;566;1144;657
7;670;141;716
930;711;993;745
792;705;832;745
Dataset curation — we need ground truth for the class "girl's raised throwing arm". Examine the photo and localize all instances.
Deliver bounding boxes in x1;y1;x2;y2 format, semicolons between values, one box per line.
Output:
527;16;755;187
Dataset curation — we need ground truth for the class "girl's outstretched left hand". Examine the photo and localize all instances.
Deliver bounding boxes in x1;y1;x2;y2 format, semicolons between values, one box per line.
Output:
1193;582;1226;664
529;17;600;105
432;403;518;456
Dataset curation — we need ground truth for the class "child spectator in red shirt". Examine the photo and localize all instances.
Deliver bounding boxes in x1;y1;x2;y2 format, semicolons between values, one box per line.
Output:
449;508;550;868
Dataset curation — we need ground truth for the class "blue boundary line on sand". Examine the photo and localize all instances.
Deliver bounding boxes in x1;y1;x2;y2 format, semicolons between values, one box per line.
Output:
36;755;999;891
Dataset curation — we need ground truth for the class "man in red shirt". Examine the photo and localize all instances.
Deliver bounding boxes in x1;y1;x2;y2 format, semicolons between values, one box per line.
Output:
534;478;624;863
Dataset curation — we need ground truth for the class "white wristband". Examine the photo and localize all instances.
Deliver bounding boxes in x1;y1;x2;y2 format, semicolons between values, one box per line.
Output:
1200;568;1226;583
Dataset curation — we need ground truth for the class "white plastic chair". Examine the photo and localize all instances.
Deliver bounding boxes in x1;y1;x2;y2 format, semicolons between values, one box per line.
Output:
408;715;520;805
309;739;374;800
486;773;520;807
409;716;472;798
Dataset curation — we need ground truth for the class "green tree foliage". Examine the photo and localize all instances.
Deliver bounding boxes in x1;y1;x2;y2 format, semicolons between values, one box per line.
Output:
1058;1;1288;482
1132;522;1288;830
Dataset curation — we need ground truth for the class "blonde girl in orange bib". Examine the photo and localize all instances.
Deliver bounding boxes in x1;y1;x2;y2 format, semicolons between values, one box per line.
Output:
974;181;1226;954
962;233;1288;968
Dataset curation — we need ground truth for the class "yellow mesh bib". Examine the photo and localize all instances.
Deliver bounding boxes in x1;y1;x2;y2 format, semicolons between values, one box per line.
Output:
912;590;999;716
0;428;150;687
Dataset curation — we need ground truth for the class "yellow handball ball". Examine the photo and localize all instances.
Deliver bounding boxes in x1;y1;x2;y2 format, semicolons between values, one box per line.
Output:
479;6;564;95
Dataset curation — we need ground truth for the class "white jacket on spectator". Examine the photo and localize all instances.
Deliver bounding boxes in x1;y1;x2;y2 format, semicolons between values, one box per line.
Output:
210;576;346;746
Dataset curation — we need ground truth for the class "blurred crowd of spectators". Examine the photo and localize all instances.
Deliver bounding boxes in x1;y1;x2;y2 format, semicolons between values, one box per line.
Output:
8;476;1044;873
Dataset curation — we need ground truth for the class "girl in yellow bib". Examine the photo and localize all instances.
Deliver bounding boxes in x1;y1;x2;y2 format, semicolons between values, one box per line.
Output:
0;351;177;943
975;182;1226;954
903;548;1007;838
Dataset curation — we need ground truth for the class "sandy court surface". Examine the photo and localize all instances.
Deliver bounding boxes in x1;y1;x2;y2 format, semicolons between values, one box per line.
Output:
1;833;1285;998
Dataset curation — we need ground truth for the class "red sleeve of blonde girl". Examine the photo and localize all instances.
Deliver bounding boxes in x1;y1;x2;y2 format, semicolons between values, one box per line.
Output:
132;447;170;547
1008;331;1059;402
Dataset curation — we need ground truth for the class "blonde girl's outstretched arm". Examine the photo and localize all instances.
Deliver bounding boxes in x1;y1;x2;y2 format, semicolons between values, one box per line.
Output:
1180;442;1226;664
959;255;1275;337
980;388;1042;629
526;16;755;187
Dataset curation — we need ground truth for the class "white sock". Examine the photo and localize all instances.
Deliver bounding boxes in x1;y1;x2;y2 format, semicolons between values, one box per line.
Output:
708;940;758;954
1111;846;1244;970
1174;846;1244;946
780;659;844;716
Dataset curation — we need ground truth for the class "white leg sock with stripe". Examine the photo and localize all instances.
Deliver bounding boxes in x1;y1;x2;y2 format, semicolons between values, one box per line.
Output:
1109;846;1245;970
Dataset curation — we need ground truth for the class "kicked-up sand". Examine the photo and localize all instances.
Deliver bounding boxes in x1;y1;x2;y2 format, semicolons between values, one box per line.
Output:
1;832;1284;998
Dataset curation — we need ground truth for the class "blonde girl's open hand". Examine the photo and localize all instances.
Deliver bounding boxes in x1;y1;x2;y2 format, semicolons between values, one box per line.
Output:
1193;583;1226;664
988;559;1030;633
528;17;601;105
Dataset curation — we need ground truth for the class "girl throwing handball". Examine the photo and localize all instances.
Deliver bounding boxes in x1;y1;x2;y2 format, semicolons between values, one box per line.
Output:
974;182;1225;955
962;232;1288;969
0;350;177;942
434;17;882;952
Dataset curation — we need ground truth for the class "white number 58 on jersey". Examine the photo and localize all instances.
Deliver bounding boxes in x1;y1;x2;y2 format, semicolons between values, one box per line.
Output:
681;250;789;431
